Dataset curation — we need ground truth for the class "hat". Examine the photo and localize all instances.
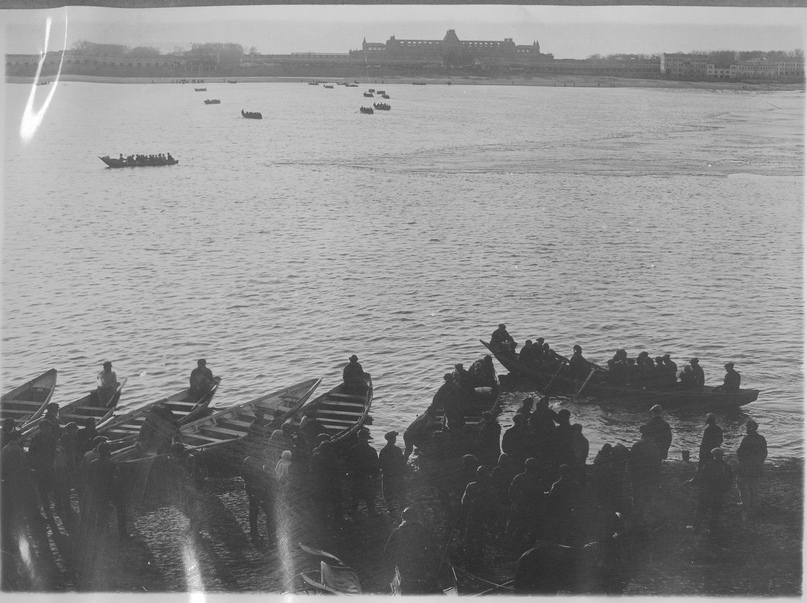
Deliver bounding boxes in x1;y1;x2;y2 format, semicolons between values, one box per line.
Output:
524;457;539;470
198;359;206;366
349;355;358;362
498;323;506;329
573;345;582;352
706;413;716;423
690;358;699;364
46;402;59;411
444;373;454;381
384;430;399;441
454;363;463;370
663;354;671;360
649;404;663;415
93;435;109;447
316;433;331;444
746;420;759;431
462;454;479;467
358;428;372;440
103;361;112;368
724;362;735;369
711;447;724;458
557;409;571;419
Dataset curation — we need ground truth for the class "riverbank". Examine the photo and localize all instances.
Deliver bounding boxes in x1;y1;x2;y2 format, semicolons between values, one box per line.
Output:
3;455;801;595
7;73;805;92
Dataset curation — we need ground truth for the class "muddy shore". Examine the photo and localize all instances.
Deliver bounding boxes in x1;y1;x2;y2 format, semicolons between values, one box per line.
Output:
4;454;802;596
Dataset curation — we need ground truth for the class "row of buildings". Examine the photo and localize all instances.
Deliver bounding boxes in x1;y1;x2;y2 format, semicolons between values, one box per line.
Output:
5;30;804;81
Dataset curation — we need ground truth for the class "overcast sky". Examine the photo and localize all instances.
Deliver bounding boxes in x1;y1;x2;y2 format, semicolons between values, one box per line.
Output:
1;6;804;60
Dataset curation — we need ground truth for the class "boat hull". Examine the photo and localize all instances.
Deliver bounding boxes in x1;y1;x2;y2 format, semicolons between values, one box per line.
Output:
1;369;58;427
100;156;178;168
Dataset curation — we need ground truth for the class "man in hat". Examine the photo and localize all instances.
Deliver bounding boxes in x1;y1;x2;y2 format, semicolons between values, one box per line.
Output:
490;323;517;356
343;355;368;394
689;359;705;390
688;447;733;532
189;359;216;399
434;373;465;434
379;431;407;513
642;405;672;460
28;419;58;518
698;414;724;469
248;407;269;438
42;402;61;438
403;405;440;461
628;425;662;517
95;361;120;405
714;362;741;393
661;354;678;381
736;420;767;514
452;363;475;393
346;428;380;516
568;345;591;381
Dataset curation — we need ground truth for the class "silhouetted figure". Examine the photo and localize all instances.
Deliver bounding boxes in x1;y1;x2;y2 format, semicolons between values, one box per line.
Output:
688;358;705;390
452;363;475;393
433;373;465;433
475;411;502;465
95;361;120;405
248;408;269;438
343;355;368;394
379;431;407;513
459;466;499;570
309;440;343;523
383;507;438;594
1;431;38;552
85;441;126;536
714;362;741;393
501;413;531;469
189;359;216;399
642;405;672;460
546;463;582;545
139;404;179;454
568;345;592;381
736;420;767;515
1;417;15;450
28;420;57;517
628;425;662;518
490;452;518;507
507;457;546;549
490;323;517;356
347;429;380;516
403;405;440;461
689;447;733;532
698;413;724;469
515;397;534;417
468;355;497;388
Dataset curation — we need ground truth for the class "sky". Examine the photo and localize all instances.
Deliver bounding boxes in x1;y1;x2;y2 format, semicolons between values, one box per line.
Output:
0;6;805;60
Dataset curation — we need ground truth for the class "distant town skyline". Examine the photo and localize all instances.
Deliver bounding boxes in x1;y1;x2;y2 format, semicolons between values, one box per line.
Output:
1;6;804;60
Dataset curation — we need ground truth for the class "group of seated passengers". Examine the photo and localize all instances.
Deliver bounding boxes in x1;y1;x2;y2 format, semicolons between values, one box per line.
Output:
119;153;173;163
606;349;708;390
489;324;564;367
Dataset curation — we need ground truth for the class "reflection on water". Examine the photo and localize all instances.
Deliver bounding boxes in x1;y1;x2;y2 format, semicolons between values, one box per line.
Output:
2;82;803;458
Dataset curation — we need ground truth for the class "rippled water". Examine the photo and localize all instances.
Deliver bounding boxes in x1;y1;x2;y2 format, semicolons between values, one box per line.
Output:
3;81;803;458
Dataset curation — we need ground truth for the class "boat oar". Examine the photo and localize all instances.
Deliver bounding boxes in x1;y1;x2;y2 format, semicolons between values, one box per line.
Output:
540;359;568;394
574;367;598;400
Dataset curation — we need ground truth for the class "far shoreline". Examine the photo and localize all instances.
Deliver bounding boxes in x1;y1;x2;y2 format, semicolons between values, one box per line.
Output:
7;73;805;92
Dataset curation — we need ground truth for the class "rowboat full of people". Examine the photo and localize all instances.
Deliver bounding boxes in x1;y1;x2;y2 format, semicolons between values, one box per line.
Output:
373;102;391;111
241;109;262;119
100;154;178;168
204;99;221;104
480;325;760;411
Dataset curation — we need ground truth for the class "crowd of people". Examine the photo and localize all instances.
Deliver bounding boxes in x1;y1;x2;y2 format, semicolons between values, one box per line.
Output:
490;324;744;393
0;348;769;594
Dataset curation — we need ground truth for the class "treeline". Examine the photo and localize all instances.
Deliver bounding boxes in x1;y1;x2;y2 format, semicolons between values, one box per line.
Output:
71;41;245;58
690;49;804;65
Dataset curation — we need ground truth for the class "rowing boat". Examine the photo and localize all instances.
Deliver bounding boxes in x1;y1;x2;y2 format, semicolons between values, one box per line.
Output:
285;374;373;444
112;377;321;463
99;377;222;449
480;340;759;411
407;378;501;458
20;378;127;440
1;369;58;428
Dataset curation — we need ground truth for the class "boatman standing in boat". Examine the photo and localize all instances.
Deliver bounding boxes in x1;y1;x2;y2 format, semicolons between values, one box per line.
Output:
343;355;368;394
94;361;119;406
714;362;741;393
189;359;216;399
490;324;517;357
568;345;597;381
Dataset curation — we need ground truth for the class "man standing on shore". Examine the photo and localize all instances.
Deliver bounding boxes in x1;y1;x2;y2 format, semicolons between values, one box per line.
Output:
736;420;767;516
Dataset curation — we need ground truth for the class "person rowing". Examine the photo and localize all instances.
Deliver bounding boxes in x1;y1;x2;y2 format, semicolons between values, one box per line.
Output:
490;323;517;357
713;362;741;393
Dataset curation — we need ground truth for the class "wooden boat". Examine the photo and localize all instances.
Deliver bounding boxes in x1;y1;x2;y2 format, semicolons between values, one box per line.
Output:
285;374;373;445
360;107;374;114
323;84;334;89
373;102;391;111
1;369;58;428
480;340;759;411
407;378;501;458
20;378;127;440
368;89;375;93
241;109;262;120
98;377;222;449
100;155;178;168
347;83;359;88
363;92;374;97
204;99;221;104
194;87;207;91
112;378;322;463
381;94;390;99
376;90;385;95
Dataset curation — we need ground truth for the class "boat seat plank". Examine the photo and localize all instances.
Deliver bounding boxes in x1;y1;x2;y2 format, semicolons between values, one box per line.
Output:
196;426;244;438
327;393;367;402
1;401;44;411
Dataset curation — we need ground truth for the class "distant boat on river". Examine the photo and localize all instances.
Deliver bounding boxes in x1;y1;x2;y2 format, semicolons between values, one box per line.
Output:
194;87;207;92
241;109;262;119
204;99;221;104
100;154;178;168
360;106;374;114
